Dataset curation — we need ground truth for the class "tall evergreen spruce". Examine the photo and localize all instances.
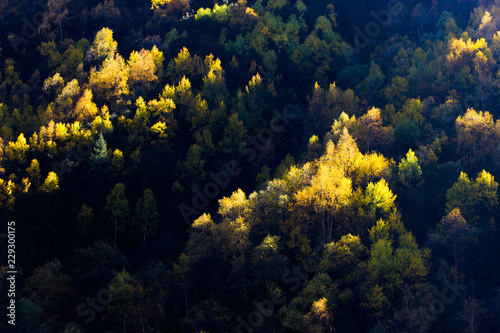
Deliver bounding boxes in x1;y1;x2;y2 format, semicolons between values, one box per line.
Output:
91;132;110;167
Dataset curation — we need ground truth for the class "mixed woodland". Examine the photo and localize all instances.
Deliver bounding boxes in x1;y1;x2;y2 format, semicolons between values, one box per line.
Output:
1;0;500;332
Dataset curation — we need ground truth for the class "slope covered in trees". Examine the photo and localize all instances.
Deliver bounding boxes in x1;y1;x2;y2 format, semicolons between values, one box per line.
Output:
1;0;500;332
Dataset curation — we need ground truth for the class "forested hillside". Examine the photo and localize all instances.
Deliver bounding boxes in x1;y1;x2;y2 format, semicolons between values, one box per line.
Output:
1;0;500;332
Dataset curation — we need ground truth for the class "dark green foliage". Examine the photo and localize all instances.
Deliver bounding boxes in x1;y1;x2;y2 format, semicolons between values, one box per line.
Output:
90;133;109;166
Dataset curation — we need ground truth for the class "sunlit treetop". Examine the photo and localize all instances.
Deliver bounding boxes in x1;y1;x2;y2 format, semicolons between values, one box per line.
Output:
195;4;229;22
40;171;60;193
246;73;263;92
218;188;249;222
151;0;184;9
447;36;489;64
3;133;29;163
398;149;422;187
192;213;213;231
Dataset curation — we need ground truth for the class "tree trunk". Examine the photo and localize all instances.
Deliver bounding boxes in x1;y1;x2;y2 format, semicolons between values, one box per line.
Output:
232;146;235;174
328;214;334;243
454;232;458;278
58;8;63;42
367;126;373;153
184;285;189;319
142;218;148;259
191;178;195;210
138;299;145;333
114;220;117;250
322;209;326;246
123;309;126;333
6;0;11;21
474;140;477;174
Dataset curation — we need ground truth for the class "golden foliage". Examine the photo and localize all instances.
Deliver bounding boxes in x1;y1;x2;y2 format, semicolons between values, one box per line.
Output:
4;133;30;163
40;171;60;192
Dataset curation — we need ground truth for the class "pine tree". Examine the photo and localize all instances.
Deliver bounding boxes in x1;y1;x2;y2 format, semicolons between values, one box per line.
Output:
91;132;110;166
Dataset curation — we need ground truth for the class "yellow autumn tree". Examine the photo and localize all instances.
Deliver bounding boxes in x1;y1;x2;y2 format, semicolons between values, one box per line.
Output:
110;149;124;173
89;54;130;110
0;175;21;210
4;133;30;163
218;188;250;222
26;159;42;189
128;49;158;92
456;108;499;172
90;27;118;61
74;89;99;124
306;298;332;333
40;172;60;192
353;107;393;153
91;105;114;134
295;162;352;244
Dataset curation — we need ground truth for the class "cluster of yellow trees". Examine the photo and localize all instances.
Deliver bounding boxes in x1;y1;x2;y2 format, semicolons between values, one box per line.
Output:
179;128;428;327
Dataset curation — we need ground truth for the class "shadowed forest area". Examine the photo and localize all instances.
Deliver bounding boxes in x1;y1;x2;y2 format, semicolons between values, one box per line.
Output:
1;0;500;332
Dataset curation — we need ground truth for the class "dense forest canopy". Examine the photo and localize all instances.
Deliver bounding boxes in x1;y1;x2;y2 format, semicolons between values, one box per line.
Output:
1;0;500;332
